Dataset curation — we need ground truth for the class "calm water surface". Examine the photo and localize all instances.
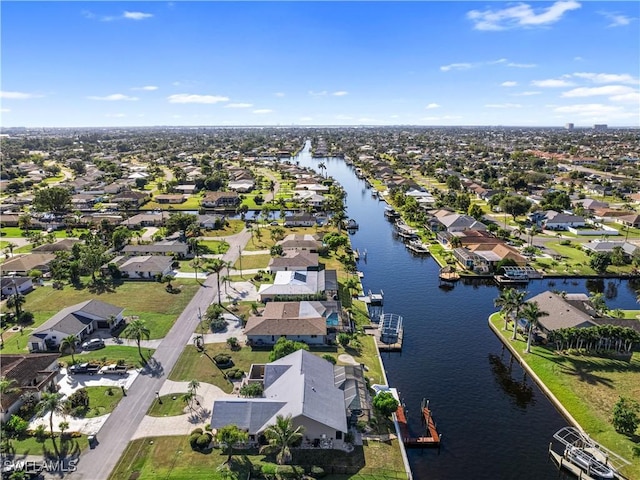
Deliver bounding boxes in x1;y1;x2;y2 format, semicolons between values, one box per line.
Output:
292;142;639;480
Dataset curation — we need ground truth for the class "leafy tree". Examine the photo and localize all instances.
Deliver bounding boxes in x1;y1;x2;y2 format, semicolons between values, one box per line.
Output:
446;175;461;191
499;195;531;220
122;318;150;362
259;414;305;465
373;391;399;417
612;397;639;435
468;203;484;221
589;252;611;275
33;187;71;213
610;246;627;267
18;214;32;233
541;191;571;211
59;335;78;363
270;244;284;257
0;377;18;396
269;337;309;362
239;382;264;397
215;424;248;464
166;213;198;235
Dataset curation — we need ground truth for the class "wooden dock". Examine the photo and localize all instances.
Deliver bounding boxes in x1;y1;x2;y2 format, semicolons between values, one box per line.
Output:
369;325;403;351
395;400;441;449
549;448;600;480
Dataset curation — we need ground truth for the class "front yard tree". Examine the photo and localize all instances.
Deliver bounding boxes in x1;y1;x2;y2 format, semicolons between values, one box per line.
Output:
33;186;72;214
215;424;248;464
122;318;151;362
269;337;309;362
259;414;305;465
612;397;640;435
37;392;65;448
499;195;531;220
59;335;78;364
468;203;484;221
521;301;549;353
208;258;226;304
590;252;611;275
373;391;399;417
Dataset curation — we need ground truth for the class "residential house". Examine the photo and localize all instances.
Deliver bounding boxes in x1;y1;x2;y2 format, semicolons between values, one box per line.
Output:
31;239;81;253
201;191;240;208
0;254;56;276
244;301;339;346
211;350;352;450
174;184;198;195
154;194;186;204
108;255;174;279
0;354;60;422
1;276;34;297
125;212;171;228
28;299;125;352
121;240;189;258
523;291;597;334
435;213;487;233
454;243;527;273
111;190;149;208
227;179;255;193
582;240;638;257
197;214;226;230
616;214;640;229
258;270;329;302
284;213;317;228
267;251;320;273
277;234;322;252
531;210;585;230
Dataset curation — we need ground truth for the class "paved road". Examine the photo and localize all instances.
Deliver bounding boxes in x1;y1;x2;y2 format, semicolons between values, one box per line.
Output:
68;229;251;480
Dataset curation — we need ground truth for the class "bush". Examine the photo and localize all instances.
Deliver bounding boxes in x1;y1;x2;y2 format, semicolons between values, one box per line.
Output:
322;354;336;364
191;428;204;436
214;353;232;366
309;466;326;478
239;382;263;397
68;388;89;409
5;415;29;438
210;317;227;332
226;368;244;379
196;432;212;449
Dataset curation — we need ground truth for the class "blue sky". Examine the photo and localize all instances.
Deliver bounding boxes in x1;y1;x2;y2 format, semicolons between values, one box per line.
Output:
1;1;638;127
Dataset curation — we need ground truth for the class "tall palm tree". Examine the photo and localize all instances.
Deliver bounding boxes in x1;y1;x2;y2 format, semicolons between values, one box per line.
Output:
37;392;65;453
5;242;17;257
190;257;203;283
521;301;549;353
494;288;516;331
208;258;226;304
511;290;527;340
7;293;26;319
259;414;305;465
318;162;327;178
122;319;151;362
188;379;200;405
0;376;18;395
59;335;78;364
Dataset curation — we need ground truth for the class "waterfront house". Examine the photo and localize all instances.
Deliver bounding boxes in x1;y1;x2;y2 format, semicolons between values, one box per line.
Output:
28;299;124;352
523;291;597;334
227;179;255;192
197;214;226;230
211;350;351;450
277;234;322;252
121;240;189;258
125;212;171;228
284;212;317;227
154;194;186;204
0;354;60;422
111;190;149;208
258;270;330;302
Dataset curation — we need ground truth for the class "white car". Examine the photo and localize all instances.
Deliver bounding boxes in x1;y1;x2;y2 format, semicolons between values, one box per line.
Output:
81;338;105;350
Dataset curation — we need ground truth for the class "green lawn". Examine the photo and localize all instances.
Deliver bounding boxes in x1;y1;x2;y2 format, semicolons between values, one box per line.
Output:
201;220;245;237
198;240;229;255
2;434;89;457
542;241;636;275
60;345;153;368
141;195;203;211
234;254;271;270
489;313;640;479
147;394;190;417
109;435;407;480
82;386;125;418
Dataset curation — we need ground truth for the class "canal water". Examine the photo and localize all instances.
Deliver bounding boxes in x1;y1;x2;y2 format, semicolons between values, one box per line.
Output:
292;142;639;479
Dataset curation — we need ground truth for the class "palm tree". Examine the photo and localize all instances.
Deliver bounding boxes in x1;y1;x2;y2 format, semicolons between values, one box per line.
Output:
5;242;17;257
59;335;78;364
494;288;516;331
208;258;226;304
511;290;527;340
216;424;248;464
521;301;549;353
188;379;200;405
181;391;195;412
37;392;65;453
7;292;26;319
318;162;327;178
0;376;18;395
122;319;151;362
190;257;203;283
259;414;305;465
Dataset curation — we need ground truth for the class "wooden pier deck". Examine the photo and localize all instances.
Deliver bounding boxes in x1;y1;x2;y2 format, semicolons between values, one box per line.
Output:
394;402;441;449
369;326;403;351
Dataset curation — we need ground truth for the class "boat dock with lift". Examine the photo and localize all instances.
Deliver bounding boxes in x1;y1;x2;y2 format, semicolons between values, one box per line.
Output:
549;427;629;479
395;399;441;449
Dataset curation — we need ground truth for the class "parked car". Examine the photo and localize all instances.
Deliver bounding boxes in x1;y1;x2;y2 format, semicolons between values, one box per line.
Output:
68;363;100;375
81;338;105;350
98;364;128;376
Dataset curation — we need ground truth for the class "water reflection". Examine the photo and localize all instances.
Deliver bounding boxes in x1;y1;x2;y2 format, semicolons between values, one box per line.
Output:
488;353;536;409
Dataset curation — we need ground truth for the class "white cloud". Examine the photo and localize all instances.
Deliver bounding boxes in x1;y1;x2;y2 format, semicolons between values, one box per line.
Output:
562;85;636;98
531;78;575;88
485;103;522;108
610;92;640;104
553;103;630;119
1;108;10;113
225;103;253;108
274;92;285;97
507;62;537;68
426;103;441;109
467;0;581;31
123;11;153;20
501;81;518;87
511;91;542;96
599;11;635;27
572;72;638;85
0;91;40;99
332;91;349;96
253;109;273;114
132;85;158;91
87;93;139;101
167;94;228;104
440;63;473;72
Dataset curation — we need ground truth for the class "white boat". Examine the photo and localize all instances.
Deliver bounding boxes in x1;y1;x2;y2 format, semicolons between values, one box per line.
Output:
564;444;615;479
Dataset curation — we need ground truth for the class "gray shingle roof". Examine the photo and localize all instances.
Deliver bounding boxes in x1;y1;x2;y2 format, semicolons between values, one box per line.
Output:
31;299;124;338
526;291;597;331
